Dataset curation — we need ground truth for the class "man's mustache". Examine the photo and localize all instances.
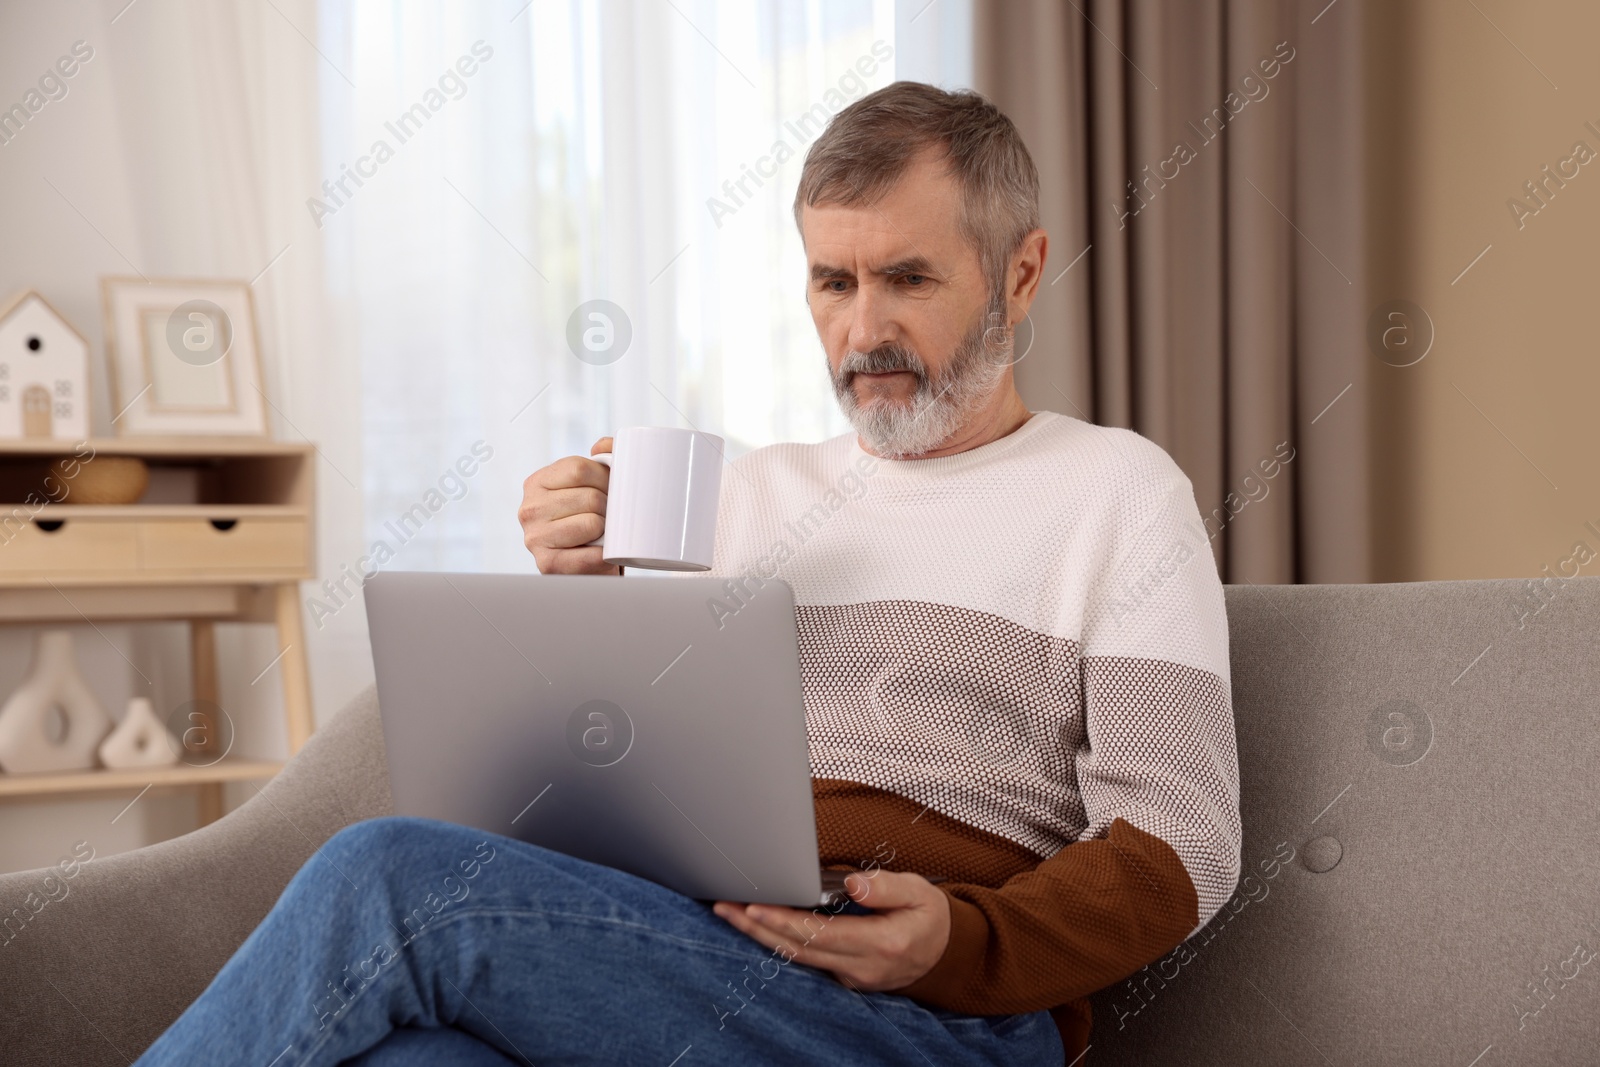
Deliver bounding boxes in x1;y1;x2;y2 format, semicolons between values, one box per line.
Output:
836;345;929;387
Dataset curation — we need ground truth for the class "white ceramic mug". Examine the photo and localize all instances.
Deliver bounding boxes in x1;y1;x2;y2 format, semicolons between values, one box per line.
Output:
586;426;724;571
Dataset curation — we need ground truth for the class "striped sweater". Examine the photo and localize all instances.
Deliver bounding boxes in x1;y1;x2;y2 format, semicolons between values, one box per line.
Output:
701;409;1241;1059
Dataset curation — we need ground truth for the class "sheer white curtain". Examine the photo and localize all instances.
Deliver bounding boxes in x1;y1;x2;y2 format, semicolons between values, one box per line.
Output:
316;0;939;577
0;0;970;865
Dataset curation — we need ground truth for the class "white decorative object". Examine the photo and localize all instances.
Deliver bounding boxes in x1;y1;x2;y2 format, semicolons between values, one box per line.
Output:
97;697;180;768
100;276;269;438
0;631;112;773
0;289;91;441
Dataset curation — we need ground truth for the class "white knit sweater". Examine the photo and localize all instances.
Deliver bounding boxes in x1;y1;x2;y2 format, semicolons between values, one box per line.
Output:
698;409;1242;930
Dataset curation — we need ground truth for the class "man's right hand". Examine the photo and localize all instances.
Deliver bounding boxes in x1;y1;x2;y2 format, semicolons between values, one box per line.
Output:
519;436;620;575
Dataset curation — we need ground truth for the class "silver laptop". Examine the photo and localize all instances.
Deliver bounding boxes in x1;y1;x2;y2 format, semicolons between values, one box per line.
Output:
364;571;842;908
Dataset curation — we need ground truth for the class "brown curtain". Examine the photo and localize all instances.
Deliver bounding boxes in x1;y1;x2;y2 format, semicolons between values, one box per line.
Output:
974;0;1370;583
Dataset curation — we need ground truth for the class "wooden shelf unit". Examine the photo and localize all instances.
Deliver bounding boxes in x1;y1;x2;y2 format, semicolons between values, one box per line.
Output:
0;437;317;823
0;757;286;799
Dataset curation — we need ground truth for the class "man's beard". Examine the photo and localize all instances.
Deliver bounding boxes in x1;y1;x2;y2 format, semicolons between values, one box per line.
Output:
830;307;1011;459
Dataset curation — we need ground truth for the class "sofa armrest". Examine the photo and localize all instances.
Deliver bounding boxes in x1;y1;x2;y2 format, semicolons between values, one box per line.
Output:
0;684;391;1067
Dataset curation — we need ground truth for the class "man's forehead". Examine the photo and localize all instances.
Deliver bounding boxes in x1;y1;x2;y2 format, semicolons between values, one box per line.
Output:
802;209;960;269
799;149;972;275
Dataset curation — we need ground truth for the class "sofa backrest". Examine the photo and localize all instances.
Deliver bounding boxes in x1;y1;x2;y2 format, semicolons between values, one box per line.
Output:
1087;578;1600;1065
5;580;1593;1066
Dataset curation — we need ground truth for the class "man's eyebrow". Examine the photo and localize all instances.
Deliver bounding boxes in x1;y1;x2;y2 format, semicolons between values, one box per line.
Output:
809;256;938;283
878;256;936;277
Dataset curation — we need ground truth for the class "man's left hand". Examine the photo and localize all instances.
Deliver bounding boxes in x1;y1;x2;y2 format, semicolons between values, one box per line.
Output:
712;870;951;992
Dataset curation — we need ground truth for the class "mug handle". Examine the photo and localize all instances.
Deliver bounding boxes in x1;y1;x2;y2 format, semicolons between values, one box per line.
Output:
582;452;612;548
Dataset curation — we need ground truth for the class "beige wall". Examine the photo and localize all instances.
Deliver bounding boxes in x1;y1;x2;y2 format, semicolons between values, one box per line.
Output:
1367;0;1600;582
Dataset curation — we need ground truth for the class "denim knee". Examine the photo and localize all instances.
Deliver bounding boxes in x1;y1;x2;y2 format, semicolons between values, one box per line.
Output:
315;816;505;888
323;815;431;856
278;818;483;929
328;814;492;860
291;816;437;892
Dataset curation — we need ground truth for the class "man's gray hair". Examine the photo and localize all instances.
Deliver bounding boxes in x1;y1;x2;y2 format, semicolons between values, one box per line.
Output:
793;81;1041;305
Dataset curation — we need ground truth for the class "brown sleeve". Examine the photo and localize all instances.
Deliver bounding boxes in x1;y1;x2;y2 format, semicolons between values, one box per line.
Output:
893;816;1199;1015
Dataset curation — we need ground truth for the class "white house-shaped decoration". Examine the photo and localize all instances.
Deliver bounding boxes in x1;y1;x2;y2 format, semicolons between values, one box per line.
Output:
0;289;91;440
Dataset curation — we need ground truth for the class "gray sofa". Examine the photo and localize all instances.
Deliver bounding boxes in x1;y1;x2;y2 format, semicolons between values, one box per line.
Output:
2;579;1596;1065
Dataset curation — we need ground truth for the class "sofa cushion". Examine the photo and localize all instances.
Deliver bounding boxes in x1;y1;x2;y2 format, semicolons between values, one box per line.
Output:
1087;578;1600;1065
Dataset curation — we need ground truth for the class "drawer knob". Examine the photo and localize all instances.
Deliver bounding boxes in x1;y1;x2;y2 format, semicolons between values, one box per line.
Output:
35;520;66;533
209;519;239;532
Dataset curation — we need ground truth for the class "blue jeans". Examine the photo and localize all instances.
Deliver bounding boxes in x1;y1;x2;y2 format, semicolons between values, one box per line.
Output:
133;816;1063;1065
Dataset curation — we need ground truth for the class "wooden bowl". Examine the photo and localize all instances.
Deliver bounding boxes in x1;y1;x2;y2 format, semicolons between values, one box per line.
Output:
48;455;149;505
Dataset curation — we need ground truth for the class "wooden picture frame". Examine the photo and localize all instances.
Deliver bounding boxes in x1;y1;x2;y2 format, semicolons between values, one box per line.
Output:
100;277;269;437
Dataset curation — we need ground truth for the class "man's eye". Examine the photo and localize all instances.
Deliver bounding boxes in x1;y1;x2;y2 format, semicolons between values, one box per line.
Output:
902;274;926;286
827;280;849;293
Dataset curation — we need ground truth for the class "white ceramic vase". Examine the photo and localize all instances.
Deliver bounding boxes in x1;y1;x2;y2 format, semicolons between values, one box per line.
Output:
0;630;113;773
98;697;181;769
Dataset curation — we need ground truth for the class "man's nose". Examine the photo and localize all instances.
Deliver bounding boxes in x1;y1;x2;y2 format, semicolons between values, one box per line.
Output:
846;283;894;354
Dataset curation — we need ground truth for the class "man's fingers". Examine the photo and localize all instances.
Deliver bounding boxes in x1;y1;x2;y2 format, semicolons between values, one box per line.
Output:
844;869;922;909
537;545;614;575
536;512;606;550
517;438;619;575
713;904;807;960
713;901;929;991
520;486;606;527
590;436;613;456
712;877;949;993
720;902;870;965
533;454;611;492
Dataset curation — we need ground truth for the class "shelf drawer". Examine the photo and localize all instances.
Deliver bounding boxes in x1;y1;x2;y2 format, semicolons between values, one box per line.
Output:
0;520;142;574
141;518;309;573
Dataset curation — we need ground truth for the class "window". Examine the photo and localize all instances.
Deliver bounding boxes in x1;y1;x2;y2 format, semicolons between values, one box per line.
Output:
318;0;970;573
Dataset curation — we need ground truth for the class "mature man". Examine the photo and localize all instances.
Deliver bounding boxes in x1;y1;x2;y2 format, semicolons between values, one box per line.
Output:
525;81;1242;1062
134;82;1237;1066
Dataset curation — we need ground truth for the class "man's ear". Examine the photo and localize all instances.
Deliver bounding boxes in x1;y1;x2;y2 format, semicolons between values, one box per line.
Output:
1006;228;1049;323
